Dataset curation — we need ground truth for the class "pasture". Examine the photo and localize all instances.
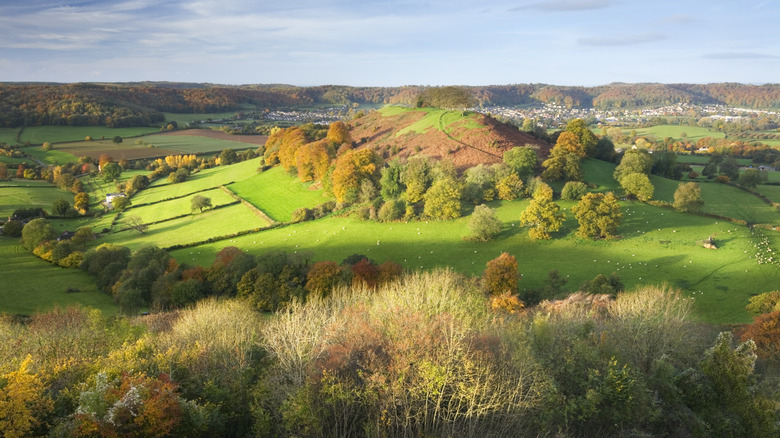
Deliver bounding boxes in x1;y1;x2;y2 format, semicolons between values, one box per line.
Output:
164;112;240;127
170;196;778;324
0;238;115;315
125;188;236;224
133;158;261;204
634;125;724;142
0;181;73;218
132;130;263;154
99;203;269;252
6;126;158;145
388;107;478;137
227;166;328;222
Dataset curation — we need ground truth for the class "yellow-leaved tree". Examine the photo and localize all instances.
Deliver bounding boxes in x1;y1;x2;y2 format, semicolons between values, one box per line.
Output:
0;355;53;438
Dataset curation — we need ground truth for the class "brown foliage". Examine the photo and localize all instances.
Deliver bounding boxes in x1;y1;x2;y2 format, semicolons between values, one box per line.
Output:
482;252;519;296
305;261;343;297
740;311;780;360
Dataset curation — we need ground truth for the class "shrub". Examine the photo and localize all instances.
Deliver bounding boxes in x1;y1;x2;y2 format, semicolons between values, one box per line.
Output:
468;204;502;241
377;199;404;222
560;181;588;200
290;207;312;223
746;291;780;314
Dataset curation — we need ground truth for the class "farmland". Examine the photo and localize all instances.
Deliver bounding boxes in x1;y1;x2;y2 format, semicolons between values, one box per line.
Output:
0;180;73;218
0;238;115;315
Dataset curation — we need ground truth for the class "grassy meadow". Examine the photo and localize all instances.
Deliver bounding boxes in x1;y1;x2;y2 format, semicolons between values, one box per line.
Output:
131;132;259;154
0;238;115;315
0;180;73;218
227;166;328;222
634;125;723;142
136;158;261;202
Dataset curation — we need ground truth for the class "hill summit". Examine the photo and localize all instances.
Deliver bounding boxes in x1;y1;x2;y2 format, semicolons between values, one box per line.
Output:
347;107;550;170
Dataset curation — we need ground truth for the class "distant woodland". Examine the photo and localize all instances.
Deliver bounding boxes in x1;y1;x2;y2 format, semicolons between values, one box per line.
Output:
2;82;780;128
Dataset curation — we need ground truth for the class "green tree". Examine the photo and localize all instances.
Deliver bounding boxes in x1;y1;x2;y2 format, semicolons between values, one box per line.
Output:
380;160;405;200
402;157;432;203
468;204;502;241
423;178;461;219
673;182;704;212
219;148;238;165
100;162;122;182
595;137;616;161
112;135;122;144
21;218;56;251
125;215;147;233
112;196;131;211
613;149;653;182
719;157;740;180
561;181;588;200
738;168;765;189
191;195;213;213
572;192;622;239
620;172;654;201
52;199;70;216
519;183;565;239
503;146;537;180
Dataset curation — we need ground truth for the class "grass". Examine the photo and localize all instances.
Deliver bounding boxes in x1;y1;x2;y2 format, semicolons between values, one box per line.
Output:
99;203;268;252
386;107;477;137
132;158;262;205
131;132;258;154
22;147;79;164
0;181;73;218
0;238;116;315
125;188;236;224
676;154;753;166
170;196;778;324
0;126;158;145
227;166;329;222
164;112;240;127
0;156;35;165
634;125;723;143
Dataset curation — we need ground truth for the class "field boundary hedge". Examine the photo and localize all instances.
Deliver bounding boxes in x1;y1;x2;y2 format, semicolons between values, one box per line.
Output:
110;200;241;233
164;222;284;251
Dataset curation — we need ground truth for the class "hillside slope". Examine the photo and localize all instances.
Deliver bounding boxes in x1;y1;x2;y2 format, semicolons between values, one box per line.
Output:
348;107;550;170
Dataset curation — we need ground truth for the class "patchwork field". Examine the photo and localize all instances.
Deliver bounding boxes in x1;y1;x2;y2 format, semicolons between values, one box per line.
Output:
0;238;116;315
131;130;265;154
0;180;73;218
227;166;328;222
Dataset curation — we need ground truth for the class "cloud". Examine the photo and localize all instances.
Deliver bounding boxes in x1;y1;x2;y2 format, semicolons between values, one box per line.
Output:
510;0;611;12
578;32;666;46
703;52;778;59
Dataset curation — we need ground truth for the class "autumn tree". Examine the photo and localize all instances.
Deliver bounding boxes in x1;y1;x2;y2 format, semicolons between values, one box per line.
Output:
496;173;524;200
0;356;53;438
673;182;704;212
423;178;462;220
620;172;654;201
330;149;380;203
483;252;519;296
295;140;331;182
542;131;584;181
98;153;113;169
740;311;780;360
326;121;351;146
0;162;8;180
565;118;598;157
305;261;344;298
519;183;565;240
469;204;502;241
74;192;90;214
572;192;622;239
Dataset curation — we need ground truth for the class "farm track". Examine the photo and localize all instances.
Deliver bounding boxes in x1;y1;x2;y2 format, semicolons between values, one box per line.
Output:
220;185;277;225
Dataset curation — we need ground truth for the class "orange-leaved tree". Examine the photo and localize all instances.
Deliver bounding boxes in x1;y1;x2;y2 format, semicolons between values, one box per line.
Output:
740;310;780;360
482;252;519;296
295;140;332;182
331;149;380;203
326;121;351;146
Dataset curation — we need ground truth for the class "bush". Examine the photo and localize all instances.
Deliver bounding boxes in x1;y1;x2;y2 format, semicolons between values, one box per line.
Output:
290;207;312;223
746;291;780;314
377;199;404;222
468;204;502;241
560;181;588;200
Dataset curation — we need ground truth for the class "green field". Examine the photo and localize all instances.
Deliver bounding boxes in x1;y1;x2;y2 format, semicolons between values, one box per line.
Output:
0;126;159;146
164;112;240;127
133;158;262;204
170;196;779;324
125;188;236;224
227;166;329;222
0;181;73;218
676;154;753;166
0;156;35;166
0;238;116;315
380;107;479;137
131;133;258;154
22;146;80;164
98;203;268;252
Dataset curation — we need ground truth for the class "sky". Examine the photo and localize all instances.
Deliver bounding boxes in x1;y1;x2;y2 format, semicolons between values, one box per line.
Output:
0;0;778;87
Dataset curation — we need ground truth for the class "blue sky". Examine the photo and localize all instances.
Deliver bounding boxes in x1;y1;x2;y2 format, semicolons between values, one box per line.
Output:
1;0;778;86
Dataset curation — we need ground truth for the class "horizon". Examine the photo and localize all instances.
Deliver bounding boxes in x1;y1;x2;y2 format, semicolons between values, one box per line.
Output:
1;1;779;86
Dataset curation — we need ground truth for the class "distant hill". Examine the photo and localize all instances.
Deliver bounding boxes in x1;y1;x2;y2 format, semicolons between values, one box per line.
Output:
348;107;550;170
2;82;780;129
